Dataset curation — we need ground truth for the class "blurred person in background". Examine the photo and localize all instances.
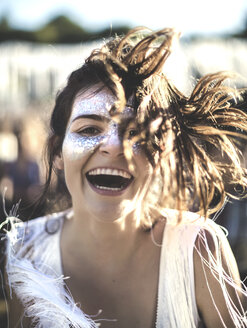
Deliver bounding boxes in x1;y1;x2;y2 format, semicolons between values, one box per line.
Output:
1;27;247;327
0;116;45;326
0;116;46;221
0;119;18;208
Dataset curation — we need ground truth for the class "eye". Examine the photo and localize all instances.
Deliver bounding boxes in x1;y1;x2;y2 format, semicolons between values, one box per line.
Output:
127;128;139;139
77;126;101;136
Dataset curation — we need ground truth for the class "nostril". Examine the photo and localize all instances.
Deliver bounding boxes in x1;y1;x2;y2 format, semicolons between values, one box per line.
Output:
99;134;124;156
99;143;124;157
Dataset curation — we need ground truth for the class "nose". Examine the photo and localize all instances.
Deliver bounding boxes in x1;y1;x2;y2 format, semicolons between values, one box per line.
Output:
99;127;124;158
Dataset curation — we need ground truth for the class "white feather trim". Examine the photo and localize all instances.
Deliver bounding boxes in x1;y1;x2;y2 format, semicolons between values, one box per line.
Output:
5;215;100;328
156;216;200;328
196;219;247;327
156;210;247;328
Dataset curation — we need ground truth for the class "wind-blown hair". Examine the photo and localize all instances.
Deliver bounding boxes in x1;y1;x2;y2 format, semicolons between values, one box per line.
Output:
43;27;247;226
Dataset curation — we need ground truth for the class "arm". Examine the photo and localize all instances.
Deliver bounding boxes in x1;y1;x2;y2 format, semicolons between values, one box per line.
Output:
194;229;247;328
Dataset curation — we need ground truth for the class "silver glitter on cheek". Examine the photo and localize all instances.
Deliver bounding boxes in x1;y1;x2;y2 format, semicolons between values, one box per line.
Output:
132;141;142;155
62;133;105;161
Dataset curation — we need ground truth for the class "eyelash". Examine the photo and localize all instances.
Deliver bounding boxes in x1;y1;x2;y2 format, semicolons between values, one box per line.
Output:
77;126;102;136
126;129;138;140
75;126;139;138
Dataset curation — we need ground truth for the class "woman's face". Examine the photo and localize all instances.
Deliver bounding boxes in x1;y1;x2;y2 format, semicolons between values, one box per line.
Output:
61;86;151;220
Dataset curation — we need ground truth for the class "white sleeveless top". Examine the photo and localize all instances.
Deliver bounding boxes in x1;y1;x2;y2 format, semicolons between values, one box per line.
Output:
5;209;240;327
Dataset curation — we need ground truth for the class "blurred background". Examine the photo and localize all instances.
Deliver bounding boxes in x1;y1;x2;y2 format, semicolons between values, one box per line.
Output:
0;0;247;324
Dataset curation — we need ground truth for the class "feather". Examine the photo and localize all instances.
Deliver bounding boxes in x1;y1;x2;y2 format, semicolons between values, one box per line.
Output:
5;215;100;328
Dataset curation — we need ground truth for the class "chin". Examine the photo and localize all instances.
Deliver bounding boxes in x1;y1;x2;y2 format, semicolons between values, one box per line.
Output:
90;200;126;222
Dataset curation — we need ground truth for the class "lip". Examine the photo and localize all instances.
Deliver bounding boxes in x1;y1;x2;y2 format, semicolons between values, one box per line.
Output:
85;166;134;197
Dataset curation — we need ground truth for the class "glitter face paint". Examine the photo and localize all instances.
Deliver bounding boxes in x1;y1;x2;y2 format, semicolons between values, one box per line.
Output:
62;89;139;161
62;133;105;161
61;87;151;205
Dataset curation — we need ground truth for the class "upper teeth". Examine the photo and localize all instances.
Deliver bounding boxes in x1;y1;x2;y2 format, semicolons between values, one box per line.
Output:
88;168;131;179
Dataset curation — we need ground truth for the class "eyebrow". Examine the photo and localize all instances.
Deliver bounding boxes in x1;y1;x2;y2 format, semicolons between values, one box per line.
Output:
71;114;110;123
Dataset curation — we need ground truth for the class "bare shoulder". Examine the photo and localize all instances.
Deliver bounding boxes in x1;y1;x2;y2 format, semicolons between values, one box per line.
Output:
194;225;247;327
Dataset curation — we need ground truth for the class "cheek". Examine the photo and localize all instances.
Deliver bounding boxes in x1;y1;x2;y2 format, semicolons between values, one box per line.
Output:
132;142;142;155
134;152;152;176
62;133;104;161
62;133;104;195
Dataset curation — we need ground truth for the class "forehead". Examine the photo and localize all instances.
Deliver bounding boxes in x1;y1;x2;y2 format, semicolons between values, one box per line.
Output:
70;87;134;122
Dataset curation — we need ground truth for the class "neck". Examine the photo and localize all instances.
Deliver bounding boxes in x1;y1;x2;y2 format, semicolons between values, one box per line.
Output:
62;206;144;264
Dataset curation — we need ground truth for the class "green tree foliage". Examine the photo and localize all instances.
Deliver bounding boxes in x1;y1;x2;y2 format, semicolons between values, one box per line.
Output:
232;16;247;38
0;16;10;30
34;15;91;43
0;14;130;43
0;15;36;42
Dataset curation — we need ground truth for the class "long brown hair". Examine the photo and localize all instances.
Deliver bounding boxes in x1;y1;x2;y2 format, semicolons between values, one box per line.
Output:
41;27;247;225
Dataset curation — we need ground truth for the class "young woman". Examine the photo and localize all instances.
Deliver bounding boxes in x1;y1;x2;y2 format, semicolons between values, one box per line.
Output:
3;27;247;327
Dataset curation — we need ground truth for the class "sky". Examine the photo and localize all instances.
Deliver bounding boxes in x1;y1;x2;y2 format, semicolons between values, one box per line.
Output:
0;0;247;37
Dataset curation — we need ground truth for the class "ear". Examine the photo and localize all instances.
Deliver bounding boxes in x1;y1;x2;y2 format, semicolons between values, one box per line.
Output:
54;154;64;170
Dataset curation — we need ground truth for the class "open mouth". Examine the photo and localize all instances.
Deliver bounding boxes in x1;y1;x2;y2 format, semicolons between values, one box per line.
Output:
86;168;133;192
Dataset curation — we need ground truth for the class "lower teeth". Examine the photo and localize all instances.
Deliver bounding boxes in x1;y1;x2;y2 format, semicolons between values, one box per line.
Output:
95;185;122;191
